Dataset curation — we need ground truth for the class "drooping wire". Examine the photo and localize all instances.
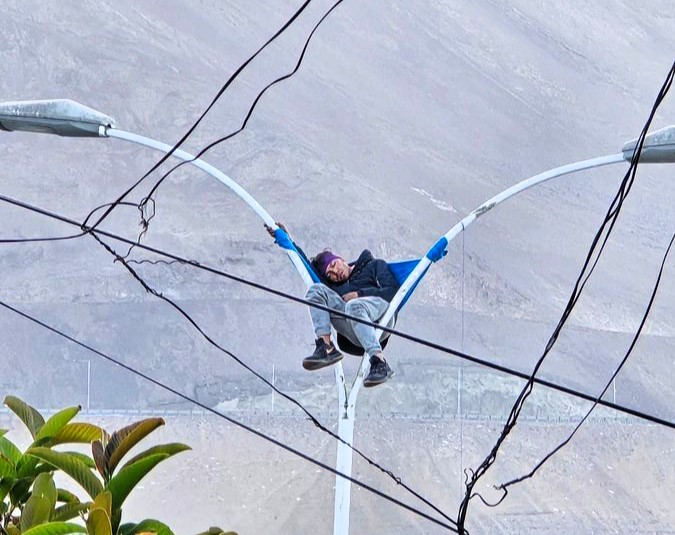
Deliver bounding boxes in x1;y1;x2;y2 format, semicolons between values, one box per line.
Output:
455;61;675;534
0;298;458;533
87;231;459;529
493;232;675;497
131;0;348;240
1;191;673;430
81;0;326;235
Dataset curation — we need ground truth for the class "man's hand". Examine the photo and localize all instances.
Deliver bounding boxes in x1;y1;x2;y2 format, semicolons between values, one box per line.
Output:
264;222;287;239
342;291;359;302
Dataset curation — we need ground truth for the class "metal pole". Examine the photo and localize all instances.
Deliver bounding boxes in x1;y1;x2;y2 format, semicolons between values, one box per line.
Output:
334;406;355;535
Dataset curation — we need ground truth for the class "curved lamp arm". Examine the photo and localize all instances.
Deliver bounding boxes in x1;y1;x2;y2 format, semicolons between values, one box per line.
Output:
347;152;626;403
105;128;317;287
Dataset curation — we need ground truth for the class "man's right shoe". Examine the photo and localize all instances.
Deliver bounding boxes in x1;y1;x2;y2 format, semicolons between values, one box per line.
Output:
303;339;343;371
363;356;394;387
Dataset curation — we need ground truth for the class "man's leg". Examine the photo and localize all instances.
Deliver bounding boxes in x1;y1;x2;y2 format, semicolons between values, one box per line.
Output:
341;297;395;387
303;284;345;370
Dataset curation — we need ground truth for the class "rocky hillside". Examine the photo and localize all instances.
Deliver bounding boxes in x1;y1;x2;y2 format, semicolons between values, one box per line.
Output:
0;1;673;532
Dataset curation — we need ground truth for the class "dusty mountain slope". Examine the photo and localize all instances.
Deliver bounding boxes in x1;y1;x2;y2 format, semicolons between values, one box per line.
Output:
0;1;673;532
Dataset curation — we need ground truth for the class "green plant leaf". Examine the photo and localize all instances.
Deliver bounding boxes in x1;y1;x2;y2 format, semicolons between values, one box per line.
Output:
104;418;164;477
4;396;45;439
92;491;112;516
92;440;107;479
52;423;104;446
27;448;103;500
22;522;87;535
120;443;191;470
35;407;80;444
6;522;20;535
10;477;33;505
106;453;169;510
61;452;96;470
0;479;11;504
0;452;17;479
87;508;112;535
17;454;41;479
21;495;51;531
52;501;91;521
121;519;174;535
0;435;23;464
57;488;81;503
33;472;58;509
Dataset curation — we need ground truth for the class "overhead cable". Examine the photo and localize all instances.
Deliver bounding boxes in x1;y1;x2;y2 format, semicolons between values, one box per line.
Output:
494;232;675;497
83;0;342;235
0;298;458;533
455;61;675;534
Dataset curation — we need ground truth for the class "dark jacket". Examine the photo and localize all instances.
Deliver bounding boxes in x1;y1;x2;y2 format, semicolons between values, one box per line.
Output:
327;250;400;302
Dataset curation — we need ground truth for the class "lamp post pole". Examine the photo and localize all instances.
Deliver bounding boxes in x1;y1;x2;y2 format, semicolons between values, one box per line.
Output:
2;99;674;535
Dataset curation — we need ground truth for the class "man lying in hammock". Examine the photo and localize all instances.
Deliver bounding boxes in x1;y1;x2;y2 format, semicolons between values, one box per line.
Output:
267;224;397;388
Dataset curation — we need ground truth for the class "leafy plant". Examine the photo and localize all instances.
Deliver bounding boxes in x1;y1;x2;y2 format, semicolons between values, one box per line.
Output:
3;396;235;535
1;396;102;529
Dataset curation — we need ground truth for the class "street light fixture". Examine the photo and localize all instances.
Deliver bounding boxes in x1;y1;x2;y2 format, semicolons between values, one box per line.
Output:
0;99;115;137
2;98;675;535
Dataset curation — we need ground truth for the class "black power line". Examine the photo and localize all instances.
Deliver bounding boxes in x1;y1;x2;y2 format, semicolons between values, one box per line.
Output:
493;232;675;498
0;298;459;533
132;0;348;241
0;192;673;430
83;0;342;237
455;61;675;534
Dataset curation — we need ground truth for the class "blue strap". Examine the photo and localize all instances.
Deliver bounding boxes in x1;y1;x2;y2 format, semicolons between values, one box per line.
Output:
273;227;295;250
274;228;320;283
425;236;448;262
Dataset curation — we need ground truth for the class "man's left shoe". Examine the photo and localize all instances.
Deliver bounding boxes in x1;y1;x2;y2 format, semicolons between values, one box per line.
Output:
363;357;394;388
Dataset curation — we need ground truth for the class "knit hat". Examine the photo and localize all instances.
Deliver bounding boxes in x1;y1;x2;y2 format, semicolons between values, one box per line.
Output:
312;250;342;279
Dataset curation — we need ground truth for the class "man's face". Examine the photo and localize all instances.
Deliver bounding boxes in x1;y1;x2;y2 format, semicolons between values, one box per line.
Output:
325;257;350;283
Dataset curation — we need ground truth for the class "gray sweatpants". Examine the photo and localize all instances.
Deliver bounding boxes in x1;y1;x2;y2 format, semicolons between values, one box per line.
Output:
305;283;392;357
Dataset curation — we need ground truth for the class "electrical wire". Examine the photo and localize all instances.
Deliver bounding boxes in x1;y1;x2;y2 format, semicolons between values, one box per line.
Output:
83;0;321;233
454;61;675;534
0;298;459;533
493;232;675;497
131;0;348;238
1;191;673;429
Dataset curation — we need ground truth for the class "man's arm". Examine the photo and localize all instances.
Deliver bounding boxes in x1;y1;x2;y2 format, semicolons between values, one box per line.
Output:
357;259;400;302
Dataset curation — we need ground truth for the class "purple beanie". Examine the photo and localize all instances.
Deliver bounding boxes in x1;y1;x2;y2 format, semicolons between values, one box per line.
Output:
313;250;342;278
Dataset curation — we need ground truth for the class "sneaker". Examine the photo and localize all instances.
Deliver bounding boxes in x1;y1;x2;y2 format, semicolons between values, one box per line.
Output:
363;356;394;388
303;339;343;371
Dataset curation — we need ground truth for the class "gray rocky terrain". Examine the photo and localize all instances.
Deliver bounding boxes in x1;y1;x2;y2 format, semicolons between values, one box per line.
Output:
1;0;673;533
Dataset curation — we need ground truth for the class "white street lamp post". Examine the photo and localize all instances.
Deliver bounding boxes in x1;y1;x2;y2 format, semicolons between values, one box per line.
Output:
2;99;674;535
